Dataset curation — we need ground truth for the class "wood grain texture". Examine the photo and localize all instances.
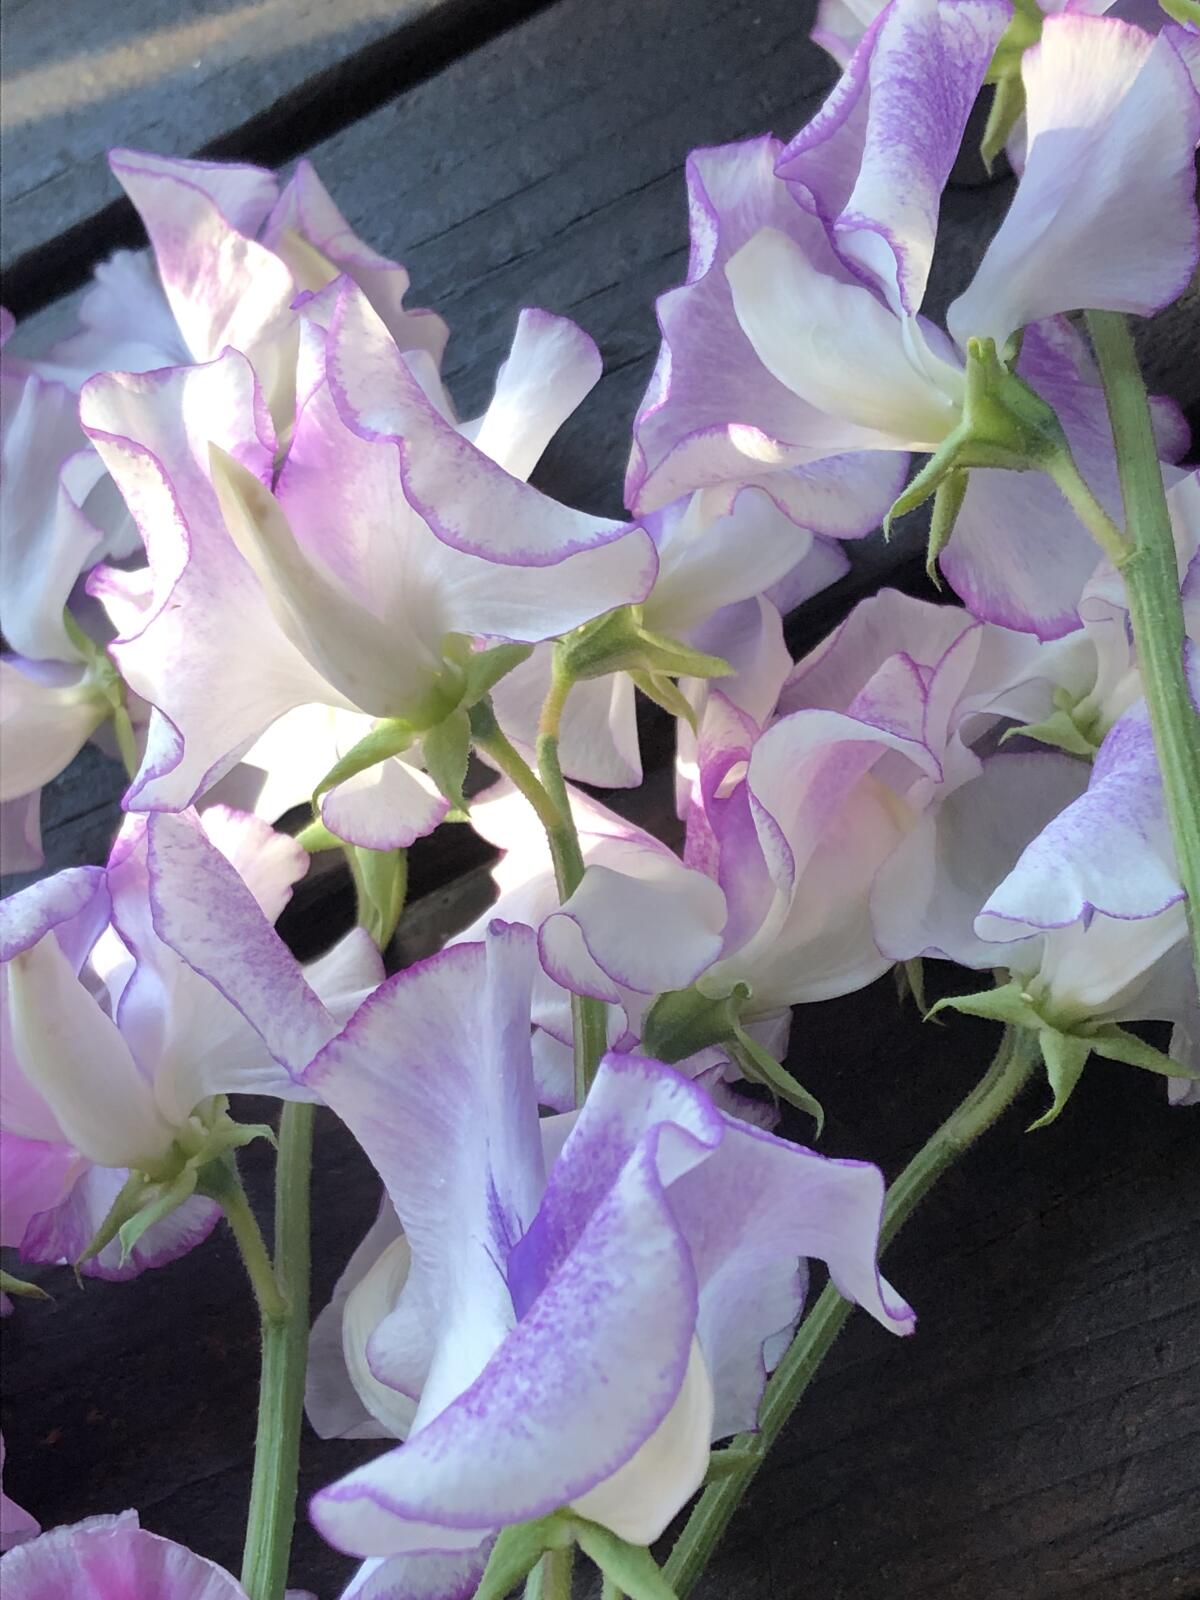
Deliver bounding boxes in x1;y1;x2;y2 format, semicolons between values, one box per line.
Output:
0;0;558;306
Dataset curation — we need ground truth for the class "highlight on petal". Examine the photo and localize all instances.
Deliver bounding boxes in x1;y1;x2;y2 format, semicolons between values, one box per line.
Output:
948;16;1200;350
465;309;602;481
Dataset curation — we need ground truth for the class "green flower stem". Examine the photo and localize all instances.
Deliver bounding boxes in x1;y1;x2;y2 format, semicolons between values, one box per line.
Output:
203;1158;288;1325
1086;308;1200;987
663;1026;1039;1597
526;1546;576;1600
535;653;608;1102
471;709;566;842
239;1102;315;1600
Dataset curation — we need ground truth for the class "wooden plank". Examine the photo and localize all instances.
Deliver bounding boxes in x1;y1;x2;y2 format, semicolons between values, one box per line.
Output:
0;0;558;305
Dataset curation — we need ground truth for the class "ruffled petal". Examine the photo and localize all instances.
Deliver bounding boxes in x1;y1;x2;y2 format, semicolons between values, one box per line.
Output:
0;1510;249;1596
778;0;1010;315
464;310;601;480
948;17;1200;349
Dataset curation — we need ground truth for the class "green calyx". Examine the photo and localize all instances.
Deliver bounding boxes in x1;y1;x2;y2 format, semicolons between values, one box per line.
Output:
78;1104;274;1271
557;606;732;686
346;843;408;952
642;982;824;1134
63;607;139;776
885;338;1122;579
929;980;1193;1128
476;1512;679;1600
1004;686;1105;760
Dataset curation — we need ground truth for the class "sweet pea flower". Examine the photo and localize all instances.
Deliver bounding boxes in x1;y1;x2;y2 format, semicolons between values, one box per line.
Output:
0;808;381;1278
0;1510;316;1599
974;697;1195;1031
81;284;654;847
298;923;912;1593
36;151;447;424
489;485;841;787
0;1435;38;1554
721;2;1196;636
626;135;906;527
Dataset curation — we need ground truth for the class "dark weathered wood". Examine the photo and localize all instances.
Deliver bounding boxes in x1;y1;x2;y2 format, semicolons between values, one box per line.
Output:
0;0;559;307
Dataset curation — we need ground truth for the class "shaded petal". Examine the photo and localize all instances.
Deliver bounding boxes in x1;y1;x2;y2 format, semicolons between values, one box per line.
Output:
0;1510;248;1596
541;858;726;997
778;0;1010;314
948;17;1200;349
0;1132;81;1249
145;812;337;1082
0;1433;39;1551
82;355;333;809
0;658;105;800
321;755;449;853
489;650;642;788
338;1546;492;1600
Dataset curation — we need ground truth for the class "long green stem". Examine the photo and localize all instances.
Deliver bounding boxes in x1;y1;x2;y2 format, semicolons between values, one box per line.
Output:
205;1159;288;1325
1085;309;1200;988
240;1102;314;1600
534;661;608;1102
663;1027;1039;1596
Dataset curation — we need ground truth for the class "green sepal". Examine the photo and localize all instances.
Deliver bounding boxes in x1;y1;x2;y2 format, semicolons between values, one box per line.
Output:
559;607;731;685
116;1164;199;1264
925;469;968;585
1085;1023;1192;1079
1004;706;1098;760
629;669;699;733
927;980;1043;1032
983;0;1042;83
473;1513;576;1600
0;1269;50;1303
463;641;535;706
980;72;1027;174
885;338;1077;559
643;982;824;1134
1027;1029;1090;1129
421;707;472;811
574;1519;679;1600
294;817;345;853
347;845;408;951
63;606;137;765
894;958;927;1014
1159;0;1200;23
703;1445;758;1483
313;719;416;803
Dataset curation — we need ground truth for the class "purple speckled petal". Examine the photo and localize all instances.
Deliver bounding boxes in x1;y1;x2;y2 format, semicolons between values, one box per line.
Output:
303;926;544;1438
0;1510;249;1596
940;318;1189;638
978;699;1183;938
145;812;337;1082
778;0;1011;315
949;16;1200;349
19;1162;220;1282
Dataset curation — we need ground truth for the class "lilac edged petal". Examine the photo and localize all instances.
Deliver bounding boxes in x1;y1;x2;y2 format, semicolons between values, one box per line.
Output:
948;17;1200;349
337;1545;493;1600
145;812;337;1081
778;0;1011;315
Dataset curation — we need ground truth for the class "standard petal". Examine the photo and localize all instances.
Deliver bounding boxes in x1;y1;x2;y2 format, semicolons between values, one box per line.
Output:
777;0;1010;314
948;17;1200;349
